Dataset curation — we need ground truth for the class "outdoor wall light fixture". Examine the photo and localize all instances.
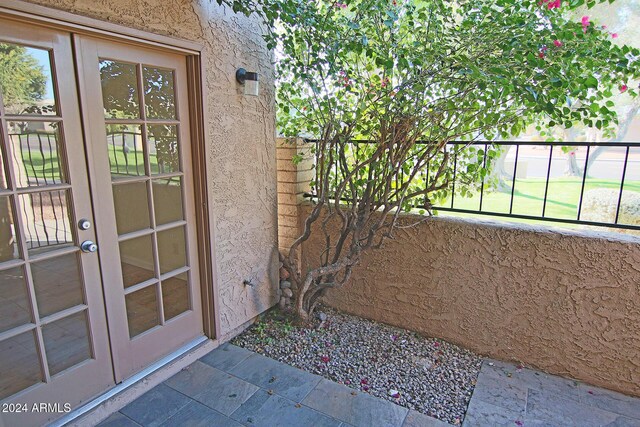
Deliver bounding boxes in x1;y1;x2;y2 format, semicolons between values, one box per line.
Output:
236;68;260;96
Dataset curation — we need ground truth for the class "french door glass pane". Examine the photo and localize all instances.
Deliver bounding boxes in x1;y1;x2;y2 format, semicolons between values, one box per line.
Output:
0;143;8;189
106;124;144;179
99;60;140;119
152;177;183;225
162;272;189;320
113;181;150;234
119;234;156;287
0;266;31;333
42;311;91;375
0;43;57;116
0;195;20;261
17;189;73;256
7;121;65;187
148;125;179;174
32;253;84;317
157;226;186;274
0;330;42;400
143;66;176;120
125;285;158;337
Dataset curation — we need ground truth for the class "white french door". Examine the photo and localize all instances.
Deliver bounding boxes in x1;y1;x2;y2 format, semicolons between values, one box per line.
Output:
0;19;205;427
0;19;114;427
75;35;204;382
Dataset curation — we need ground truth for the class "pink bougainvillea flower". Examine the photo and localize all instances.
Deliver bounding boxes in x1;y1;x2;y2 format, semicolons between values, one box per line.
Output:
391;334;398;341
321;355;330;363
581;16;590;33
433;342;440;347
539;52;545;59
612;33;619;38
620;84;628;93
362;385;370;391
344;380;351;385
547;0;561;9
361;378;369;385
553;40;563;47
333;2;347;8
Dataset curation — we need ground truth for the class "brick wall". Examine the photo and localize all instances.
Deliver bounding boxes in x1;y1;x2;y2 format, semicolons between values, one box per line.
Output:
276;138;314;254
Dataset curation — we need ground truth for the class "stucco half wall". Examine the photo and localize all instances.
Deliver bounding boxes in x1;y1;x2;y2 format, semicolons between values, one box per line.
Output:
300;205;640;397
21;0;279;336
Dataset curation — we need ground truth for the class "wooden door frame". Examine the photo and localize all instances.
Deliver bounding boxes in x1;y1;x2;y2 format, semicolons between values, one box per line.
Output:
0;0;222;341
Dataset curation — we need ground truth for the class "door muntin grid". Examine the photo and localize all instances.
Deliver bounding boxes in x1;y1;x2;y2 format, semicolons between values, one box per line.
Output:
99;59;192;339
0;42;95;400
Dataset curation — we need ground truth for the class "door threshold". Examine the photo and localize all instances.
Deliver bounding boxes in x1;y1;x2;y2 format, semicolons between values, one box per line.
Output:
50;336;216;427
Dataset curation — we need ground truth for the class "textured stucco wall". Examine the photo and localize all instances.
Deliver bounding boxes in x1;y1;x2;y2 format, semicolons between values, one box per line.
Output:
301;205;640;397
25;0;279;335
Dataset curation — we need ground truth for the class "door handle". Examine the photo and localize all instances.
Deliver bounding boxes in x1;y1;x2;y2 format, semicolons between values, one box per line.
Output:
81;240;98;253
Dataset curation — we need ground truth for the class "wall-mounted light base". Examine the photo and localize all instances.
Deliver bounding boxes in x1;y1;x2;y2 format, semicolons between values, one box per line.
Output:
236;68;260;96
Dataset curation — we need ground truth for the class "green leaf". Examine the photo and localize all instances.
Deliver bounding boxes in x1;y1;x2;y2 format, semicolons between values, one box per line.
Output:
584;76;598;89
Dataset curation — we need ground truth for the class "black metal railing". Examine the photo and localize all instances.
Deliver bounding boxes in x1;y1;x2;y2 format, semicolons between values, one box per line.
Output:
7;129;143;252
307;139;640;232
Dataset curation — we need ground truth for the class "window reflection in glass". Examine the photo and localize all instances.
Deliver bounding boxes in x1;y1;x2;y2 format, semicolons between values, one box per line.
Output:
17;190;73;256
143;66;176;120
7;121;65;187
0;43;56;115
99;60;140;119
148;125;179;174
0;196;19;262
106;124;144;179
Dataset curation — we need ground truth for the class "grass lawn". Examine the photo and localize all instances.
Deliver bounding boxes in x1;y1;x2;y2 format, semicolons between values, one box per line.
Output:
435;177;640;229
20;147;170;182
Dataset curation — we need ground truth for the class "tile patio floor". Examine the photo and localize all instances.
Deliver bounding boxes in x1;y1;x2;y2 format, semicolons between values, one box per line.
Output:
98;344;640;427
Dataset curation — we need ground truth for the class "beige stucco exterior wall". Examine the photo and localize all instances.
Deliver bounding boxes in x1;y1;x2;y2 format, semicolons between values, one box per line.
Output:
23;0;279;335
299;204;640;397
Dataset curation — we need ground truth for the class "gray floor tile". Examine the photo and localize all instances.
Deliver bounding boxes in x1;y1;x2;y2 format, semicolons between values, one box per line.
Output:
165;360;258;416
231;389;342;427
302;379;408;427
97;412;142;427
482;360;582;402
472;368;528;416
602;417;640;427
462;398;524;427
526;388;633;427
120;384;191;427
578;383;640;420
200;343;253;372
230;352;322;402
159;400;243;427
402;410;449;427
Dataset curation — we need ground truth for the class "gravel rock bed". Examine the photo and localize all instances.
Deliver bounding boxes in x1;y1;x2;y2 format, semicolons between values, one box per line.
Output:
232;306;483;425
